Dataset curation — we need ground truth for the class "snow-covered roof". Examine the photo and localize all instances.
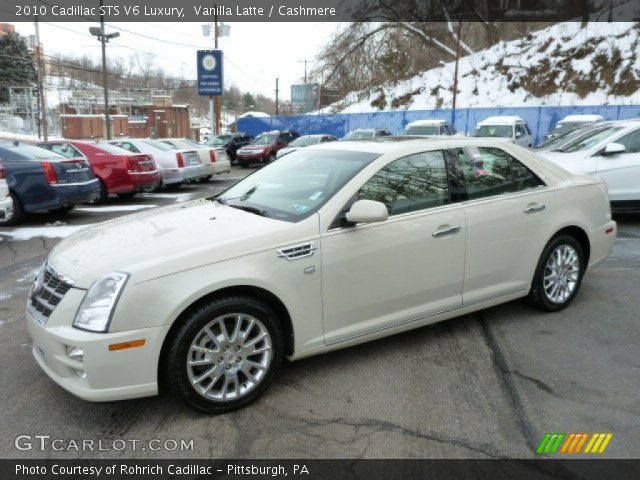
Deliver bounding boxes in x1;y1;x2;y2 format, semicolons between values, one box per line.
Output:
559;114;604;123
406;119;448;127
237;111;270;119
478;116;525;125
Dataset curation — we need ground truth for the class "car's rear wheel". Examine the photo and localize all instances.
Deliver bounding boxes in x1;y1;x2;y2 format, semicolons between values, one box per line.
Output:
89;180;109;204
164;296;284;413
49;205;75;214
528;234;585;311
0;192;23;226
267;153;276;164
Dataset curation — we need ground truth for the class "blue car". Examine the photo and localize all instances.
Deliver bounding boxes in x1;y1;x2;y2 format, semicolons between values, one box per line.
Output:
0;142;100;226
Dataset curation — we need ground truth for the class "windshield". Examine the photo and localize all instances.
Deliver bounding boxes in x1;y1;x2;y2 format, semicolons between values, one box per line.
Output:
289;136;321;147
472;125;513;138
403;125;439;136
144;139;174;151
345;130;374;140
251;134;278;145
215;149;379;222
207;135;232;146
0;144;65;160
558;126;624;153
539;125;605;150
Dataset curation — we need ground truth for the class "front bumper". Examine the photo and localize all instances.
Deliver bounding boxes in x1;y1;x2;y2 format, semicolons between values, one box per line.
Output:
0;195;13;220
236;151;268;162
26;290;165;402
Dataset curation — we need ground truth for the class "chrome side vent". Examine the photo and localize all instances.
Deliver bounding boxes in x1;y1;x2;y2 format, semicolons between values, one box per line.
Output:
277;242;316;261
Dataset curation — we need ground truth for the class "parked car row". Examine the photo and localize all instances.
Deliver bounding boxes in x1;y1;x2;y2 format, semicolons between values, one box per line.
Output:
0;138;231;226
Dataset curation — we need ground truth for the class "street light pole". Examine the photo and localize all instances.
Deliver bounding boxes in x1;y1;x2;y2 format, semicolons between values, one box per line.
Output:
34;15;48;141
90;0;119;140
214;11;221;135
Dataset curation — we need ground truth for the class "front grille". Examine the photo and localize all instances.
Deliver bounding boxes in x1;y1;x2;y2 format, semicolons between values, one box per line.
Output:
29;264;73;324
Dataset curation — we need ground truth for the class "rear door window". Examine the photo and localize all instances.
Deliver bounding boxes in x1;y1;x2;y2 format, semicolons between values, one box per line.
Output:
454;147;543;200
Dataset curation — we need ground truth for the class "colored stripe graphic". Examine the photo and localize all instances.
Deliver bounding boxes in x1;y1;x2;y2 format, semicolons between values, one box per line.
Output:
540;433;613;454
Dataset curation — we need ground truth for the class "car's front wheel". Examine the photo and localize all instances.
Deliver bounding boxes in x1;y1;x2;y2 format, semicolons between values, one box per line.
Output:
528;234;585;311
164;296;284;413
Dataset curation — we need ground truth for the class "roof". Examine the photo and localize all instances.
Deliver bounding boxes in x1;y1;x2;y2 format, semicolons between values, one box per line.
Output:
477;116;525;125
406;119;448;127
237;111;270;119
559;114;604;123
309;135;523;155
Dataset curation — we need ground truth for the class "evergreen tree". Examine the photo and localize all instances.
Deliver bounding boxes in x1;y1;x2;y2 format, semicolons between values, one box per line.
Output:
0;33;37;103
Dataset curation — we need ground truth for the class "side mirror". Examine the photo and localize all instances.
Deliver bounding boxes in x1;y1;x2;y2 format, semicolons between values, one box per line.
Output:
345;200;389;225
602;142;625;156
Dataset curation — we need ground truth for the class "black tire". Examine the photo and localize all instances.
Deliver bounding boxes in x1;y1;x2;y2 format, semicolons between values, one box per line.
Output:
88;181;109;204
527;234;585;312
0;192;24;226
239;160;249;169
201;175;213;182
166;182;183;190
116;191;137;199
164;296;284;413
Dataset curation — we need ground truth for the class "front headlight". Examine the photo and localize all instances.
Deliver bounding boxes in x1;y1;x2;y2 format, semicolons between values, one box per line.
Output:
73;272;129;332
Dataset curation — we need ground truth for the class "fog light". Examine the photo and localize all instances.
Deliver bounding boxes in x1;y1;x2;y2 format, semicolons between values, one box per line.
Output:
67;346;84;362
73;369;87;379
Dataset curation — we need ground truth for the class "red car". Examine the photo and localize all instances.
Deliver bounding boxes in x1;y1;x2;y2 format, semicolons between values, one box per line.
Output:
39;141;160;202
235;130;300;168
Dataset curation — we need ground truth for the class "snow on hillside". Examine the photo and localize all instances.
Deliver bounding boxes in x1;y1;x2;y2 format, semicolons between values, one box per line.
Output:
326;22;640;114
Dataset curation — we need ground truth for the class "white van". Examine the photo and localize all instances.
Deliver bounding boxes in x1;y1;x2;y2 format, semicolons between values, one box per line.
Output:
471;116;534;147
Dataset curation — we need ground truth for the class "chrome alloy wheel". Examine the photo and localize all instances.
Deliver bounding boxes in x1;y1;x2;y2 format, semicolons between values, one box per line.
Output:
187;314;272;401
543;244;581;304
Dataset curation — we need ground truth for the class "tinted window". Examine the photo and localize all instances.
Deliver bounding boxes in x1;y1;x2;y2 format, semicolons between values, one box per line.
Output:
0;145;64;160
358;151;449;216
456;147;543;200
615;128;640;153
560;126;624;153
115;141;141;153
404;125;439;136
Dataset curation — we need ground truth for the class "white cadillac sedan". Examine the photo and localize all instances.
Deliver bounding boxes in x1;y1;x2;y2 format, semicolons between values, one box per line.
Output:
539;119;640;212
26;138;616;413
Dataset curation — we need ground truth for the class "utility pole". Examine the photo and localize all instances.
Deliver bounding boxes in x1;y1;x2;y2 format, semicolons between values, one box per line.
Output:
34;16;48;141
275;78;279;116
214;12;221;135
89;2;119;140
451;20;463;126
298;59;308;83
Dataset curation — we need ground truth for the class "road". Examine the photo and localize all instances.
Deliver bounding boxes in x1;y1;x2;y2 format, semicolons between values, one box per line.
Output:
0;167;638;458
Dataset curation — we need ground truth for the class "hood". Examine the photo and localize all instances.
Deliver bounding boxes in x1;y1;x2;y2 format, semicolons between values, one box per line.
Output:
49;199;291;287
243;144;274;150
536;151;595;175
277;147;297;156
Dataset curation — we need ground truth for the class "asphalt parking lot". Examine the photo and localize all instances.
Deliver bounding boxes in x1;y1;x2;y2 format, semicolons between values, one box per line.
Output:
0;166;638;459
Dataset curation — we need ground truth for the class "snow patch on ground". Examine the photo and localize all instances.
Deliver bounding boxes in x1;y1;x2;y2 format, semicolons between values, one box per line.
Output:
0;292;11;302
0;224;92;241
140;192;197;203
323;22;640;114
76;205;158;213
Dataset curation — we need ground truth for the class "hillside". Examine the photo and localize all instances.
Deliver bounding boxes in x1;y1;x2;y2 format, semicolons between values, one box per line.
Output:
324;22;640;114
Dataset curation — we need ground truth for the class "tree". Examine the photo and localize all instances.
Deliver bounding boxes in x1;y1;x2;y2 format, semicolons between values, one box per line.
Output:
0;33;37;103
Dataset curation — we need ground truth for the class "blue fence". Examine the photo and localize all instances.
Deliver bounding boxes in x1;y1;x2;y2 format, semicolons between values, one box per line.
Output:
237;105;640;146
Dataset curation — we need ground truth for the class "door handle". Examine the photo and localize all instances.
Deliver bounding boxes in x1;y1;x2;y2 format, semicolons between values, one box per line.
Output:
524;203;546;214
432;225;462;238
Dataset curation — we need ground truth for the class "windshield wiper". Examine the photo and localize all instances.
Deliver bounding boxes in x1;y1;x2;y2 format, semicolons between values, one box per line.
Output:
228;203;268;217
